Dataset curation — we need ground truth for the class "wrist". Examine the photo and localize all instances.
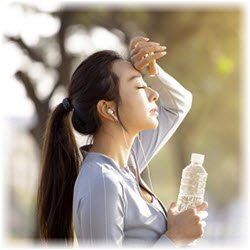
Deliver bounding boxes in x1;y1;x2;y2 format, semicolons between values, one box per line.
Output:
165;229;185;247
142;63;160;78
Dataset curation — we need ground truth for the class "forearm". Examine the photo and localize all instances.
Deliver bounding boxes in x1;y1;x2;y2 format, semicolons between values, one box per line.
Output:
142;63;193;115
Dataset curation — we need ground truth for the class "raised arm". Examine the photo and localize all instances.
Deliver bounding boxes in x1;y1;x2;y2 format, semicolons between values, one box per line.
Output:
129;37;192;173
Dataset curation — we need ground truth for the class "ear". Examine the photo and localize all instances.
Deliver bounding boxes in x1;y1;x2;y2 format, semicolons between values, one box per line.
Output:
96;100;116;121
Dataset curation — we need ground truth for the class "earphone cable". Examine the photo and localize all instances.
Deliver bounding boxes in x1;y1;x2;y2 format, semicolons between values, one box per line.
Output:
136;134;154;193
121;124;154;193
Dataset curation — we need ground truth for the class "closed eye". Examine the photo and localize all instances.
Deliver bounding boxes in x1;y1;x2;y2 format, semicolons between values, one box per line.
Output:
137;86;146;89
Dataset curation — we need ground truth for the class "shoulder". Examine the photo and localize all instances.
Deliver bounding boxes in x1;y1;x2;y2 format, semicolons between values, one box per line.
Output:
91;164;123;192
75;158;124;199
74;161;126;213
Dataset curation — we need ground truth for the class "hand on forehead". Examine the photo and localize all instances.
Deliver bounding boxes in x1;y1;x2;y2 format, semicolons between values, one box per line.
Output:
129;36;167;71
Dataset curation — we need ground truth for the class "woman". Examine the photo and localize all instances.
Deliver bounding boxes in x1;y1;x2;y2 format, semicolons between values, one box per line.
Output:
37;36;208;247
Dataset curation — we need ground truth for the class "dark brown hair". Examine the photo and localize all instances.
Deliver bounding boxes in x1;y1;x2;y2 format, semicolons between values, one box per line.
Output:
37;50;125;245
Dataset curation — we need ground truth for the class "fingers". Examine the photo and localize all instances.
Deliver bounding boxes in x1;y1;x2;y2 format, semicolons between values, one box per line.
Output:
197;211;208;220
200;220;206;227
130;41;161;56
196;201;208;212
134;51;167;71
167;202;179;216
129;36;167;73
169;202;178;210
131;45;167;62
197;210;208;229
196;210;208;231
129;36;150;51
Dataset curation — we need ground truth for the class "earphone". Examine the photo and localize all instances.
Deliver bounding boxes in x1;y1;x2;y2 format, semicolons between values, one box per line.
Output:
107;108;118;121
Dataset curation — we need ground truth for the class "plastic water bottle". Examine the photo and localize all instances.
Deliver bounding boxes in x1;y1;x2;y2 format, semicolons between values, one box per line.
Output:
177;153;207;212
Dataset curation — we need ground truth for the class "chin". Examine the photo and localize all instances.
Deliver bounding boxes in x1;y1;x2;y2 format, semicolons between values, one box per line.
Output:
144;119;159;130
151;121;159;130
136;115;159;132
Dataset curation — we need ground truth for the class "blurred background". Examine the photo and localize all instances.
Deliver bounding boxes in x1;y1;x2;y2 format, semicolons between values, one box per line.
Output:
0;0;247;248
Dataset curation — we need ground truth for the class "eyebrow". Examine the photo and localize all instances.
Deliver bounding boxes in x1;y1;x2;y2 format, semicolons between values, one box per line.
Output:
127;74;142;82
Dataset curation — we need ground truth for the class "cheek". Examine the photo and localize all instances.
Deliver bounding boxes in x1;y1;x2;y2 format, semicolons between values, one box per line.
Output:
119;88;155;125
121;96;150;125
124;92;147;112
121;103;143;120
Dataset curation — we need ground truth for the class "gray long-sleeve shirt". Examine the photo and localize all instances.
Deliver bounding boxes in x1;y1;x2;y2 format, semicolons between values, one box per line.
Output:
73;63;193;248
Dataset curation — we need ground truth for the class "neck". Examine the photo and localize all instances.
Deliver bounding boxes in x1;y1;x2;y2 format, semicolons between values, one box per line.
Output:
89;125;137;169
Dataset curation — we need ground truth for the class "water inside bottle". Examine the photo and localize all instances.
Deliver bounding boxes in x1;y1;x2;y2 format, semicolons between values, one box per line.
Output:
177;162;207;212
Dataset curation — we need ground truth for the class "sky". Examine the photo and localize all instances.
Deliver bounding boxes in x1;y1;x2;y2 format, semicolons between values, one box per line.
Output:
0;0;250;248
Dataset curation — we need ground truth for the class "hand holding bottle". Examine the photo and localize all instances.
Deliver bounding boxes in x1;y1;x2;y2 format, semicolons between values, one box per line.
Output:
165;201;208;247
171;153;208;246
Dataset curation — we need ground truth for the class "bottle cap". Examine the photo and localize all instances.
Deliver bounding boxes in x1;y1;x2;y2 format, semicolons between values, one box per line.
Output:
191;153;205;164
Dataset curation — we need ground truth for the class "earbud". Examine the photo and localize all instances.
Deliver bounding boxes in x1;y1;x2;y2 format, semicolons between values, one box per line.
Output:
107;108;114;115
107;108;118;121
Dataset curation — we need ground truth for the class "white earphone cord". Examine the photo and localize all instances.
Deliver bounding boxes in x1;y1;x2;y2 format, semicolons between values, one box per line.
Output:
136;135;154;193
109;108;154;193
121;125;154;193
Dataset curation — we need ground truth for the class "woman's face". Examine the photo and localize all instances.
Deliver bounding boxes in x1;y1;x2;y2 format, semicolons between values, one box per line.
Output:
112;59;159;134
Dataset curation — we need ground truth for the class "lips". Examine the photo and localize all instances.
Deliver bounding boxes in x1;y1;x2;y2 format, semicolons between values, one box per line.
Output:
150;107;158;113
150;107;159;116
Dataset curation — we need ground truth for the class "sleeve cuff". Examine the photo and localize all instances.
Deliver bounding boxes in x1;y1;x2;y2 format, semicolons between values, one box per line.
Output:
153;234;177;248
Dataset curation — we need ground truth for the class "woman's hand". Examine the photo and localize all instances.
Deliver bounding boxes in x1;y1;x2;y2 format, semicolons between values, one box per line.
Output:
165;201;209;247
129;36;167;73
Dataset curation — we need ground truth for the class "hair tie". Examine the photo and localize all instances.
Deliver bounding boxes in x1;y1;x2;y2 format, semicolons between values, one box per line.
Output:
62;98;73;112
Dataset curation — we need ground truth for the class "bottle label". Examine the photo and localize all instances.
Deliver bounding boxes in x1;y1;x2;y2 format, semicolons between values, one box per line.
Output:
177;195;203;212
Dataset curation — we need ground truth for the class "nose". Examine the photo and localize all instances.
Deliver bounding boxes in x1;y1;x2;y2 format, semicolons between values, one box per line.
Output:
148;87;159;102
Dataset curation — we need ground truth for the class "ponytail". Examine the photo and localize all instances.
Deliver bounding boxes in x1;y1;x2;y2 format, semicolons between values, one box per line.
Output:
37;50;125;245
37;103;80;245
